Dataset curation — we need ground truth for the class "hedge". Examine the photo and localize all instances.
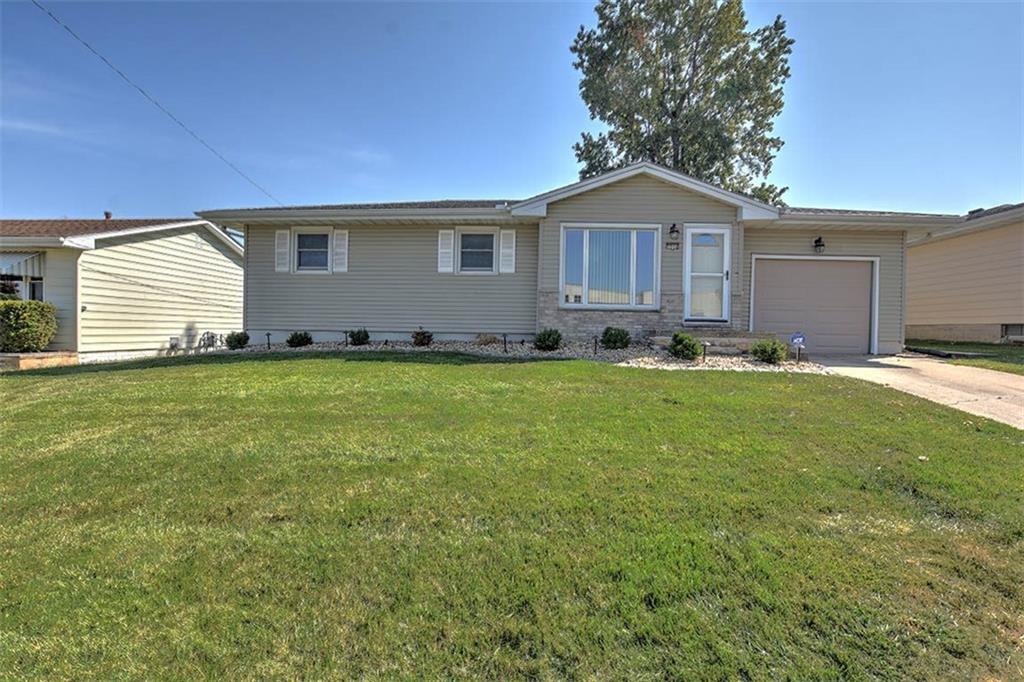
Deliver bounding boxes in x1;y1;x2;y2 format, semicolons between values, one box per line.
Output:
0;300;58;352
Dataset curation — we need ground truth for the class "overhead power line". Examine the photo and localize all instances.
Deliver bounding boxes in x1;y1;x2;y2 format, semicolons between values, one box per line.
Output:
31;0;284;206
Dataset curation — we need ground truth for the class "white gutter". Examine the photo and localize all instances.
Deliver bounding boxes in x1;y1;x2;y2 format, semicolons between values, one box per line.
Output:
0;236;92;249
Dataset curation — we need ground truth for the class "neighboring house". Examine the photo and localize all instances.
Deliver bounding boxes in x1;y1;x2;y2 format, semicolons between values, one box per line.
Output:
905;202;1024;343
199;162;962;355
0;218;244;361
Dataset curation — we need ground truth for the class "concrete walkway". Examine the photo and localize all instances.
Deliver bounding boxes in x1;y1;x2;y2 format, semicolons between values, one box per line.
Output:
820;353;1024;429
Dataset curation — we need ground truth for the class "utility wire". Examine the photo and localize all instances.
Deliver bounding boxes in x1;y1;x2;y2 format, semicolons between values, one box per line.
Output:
31;0;284;206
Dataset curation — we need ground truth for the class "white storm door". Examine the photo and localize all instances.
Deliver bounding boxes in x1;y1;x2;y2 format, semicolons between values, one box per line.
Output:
684;226;731;321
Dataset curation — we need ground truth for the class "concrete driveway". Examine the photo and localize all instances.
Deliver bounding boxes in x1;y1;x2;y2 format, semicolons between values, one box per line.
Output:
820;353;1024;429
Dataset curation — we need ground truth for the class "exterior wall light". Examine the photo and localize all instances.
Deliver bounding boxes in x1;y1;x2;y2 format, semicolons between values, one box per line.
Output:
668;223;680;240
813;236;825;254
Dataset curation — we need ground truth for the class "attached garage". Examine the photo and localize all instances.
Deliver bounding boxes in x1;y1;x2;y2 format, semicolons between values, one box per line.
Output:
751;256;877;355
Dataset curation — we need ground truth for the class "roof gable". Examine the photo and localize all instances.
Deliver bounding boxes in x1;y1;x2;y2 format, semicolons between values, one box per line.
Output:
509;162;779;221
0;219;243;257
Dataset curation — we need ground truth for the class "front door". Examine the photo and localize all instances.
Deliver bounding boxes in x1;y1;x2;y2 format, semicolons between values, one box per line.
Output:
684;226;731;322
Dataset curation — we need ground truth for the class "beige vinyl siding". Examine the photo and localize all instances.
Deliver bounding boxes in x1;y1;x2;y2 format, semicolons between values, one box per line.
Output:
907;221;1023;325
740;229;906;354
244;224;538;334
539;174;739;297
40;248;80;351
77;228;243;353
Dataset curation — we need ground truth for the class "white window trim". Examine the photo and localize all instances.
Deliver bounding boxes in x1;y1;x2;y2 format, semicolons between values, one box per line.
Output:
558;222;662;310
455;226;499;275
748;254;881;355
292;226;332;275
683;224;731;322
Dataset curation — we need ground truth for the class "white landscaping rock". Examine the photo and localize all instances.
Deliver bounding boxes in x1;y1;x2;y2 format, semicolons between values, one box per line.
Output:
233;340;830;374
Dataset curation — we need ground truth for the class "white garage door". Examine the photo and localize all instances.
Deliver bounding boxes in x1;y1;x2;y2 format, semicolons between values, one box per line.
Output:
753;259;872;354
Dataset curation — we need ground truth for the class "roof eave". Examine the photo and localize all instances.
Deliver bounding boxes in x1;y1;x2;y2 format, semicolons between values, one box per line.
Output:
196;207;532;227
773;213;962;229
0;236;92;249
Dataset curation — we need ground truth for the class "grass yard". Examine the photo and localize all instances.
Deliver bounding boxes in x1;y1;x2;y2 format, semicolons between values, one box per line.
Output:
907;339;1024;376
2;352;1022;679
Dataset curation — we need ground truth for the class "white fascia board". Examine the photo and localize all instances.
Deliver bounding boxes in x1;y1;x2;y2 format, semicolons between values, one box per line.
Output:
0;236;91;249
510;162;780;220
88;220;244;256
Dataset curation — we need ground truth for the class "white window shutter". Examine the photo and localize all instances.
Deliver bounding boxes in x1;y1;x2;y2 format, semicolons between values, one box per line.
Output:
332;229;348;273
499;229;516;274
274;230;290;272
437;229;455;273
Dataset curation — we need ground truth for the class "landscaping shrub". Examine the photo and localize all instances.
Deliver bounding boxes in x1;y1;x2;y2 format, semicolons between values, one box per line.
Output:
600;326;631;350
667;332;701;360
411;327;433;347
225;331;249;350
347;328;370;346
534;328;562;351
286;331;313;348
475;333;499;346
0;300;58;352
750;338;788;364
0;280;19;301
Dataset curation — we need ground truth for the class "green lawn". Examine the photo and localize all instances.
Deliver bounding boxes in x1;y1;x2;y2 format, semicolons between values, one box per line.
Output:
2;352;1021;679
907;339;1024;375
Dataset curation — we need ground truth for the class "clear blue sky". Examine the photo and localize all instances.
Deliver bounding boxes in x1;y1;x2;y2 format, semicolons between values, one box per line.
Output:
2;1;1021;218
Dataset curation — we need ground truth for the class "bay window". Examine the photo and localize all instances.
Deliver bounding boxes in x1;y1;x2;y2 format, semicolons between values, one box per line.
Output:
561;225;659;308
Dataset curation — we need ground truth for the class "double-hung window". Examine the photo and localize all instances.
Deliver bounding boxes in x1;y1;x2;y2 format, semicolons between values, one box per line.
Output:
458;232;496;273
295;230;330;272
561;225;659;308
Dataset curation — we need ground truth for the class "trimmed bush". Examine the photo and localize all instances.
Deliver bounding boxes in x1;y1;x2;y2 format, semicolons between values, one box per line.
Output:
225;331;249;350
600;326;631;350
411;327;433;347
667;332;701;360
534;328;562;351
0;280;19;301
750;338;788;364
0;300;58;352
286;331;313;348
347;328;370;346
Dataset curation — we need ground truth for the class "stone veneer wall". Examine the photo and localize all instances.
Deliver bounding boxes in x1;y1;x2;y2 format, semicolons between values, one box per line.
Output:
537;292;705;340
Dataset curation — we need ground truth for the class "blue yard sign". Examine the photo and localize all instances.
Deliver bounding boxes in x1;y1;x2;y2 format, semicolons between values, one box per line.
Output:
790;332;806;346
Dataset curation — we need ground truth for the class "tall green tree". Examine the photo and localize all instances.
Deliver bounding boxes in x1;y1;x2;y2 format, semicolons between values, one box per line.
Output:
571;0;794;204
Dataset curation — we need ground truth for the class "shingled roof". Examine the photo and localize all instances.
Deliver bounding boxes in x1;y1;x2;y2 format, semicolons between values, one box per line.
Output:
0;218;196;238
204;199;517;212
964;202;1024;221
783;207;959;219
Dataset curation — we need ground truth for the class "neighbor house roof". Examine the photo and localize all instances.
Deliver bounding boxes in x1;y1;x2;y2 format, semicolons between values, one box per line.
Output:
0;218;243;256
908;201;1024;246
965;201;1024;221
0;218;195;238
